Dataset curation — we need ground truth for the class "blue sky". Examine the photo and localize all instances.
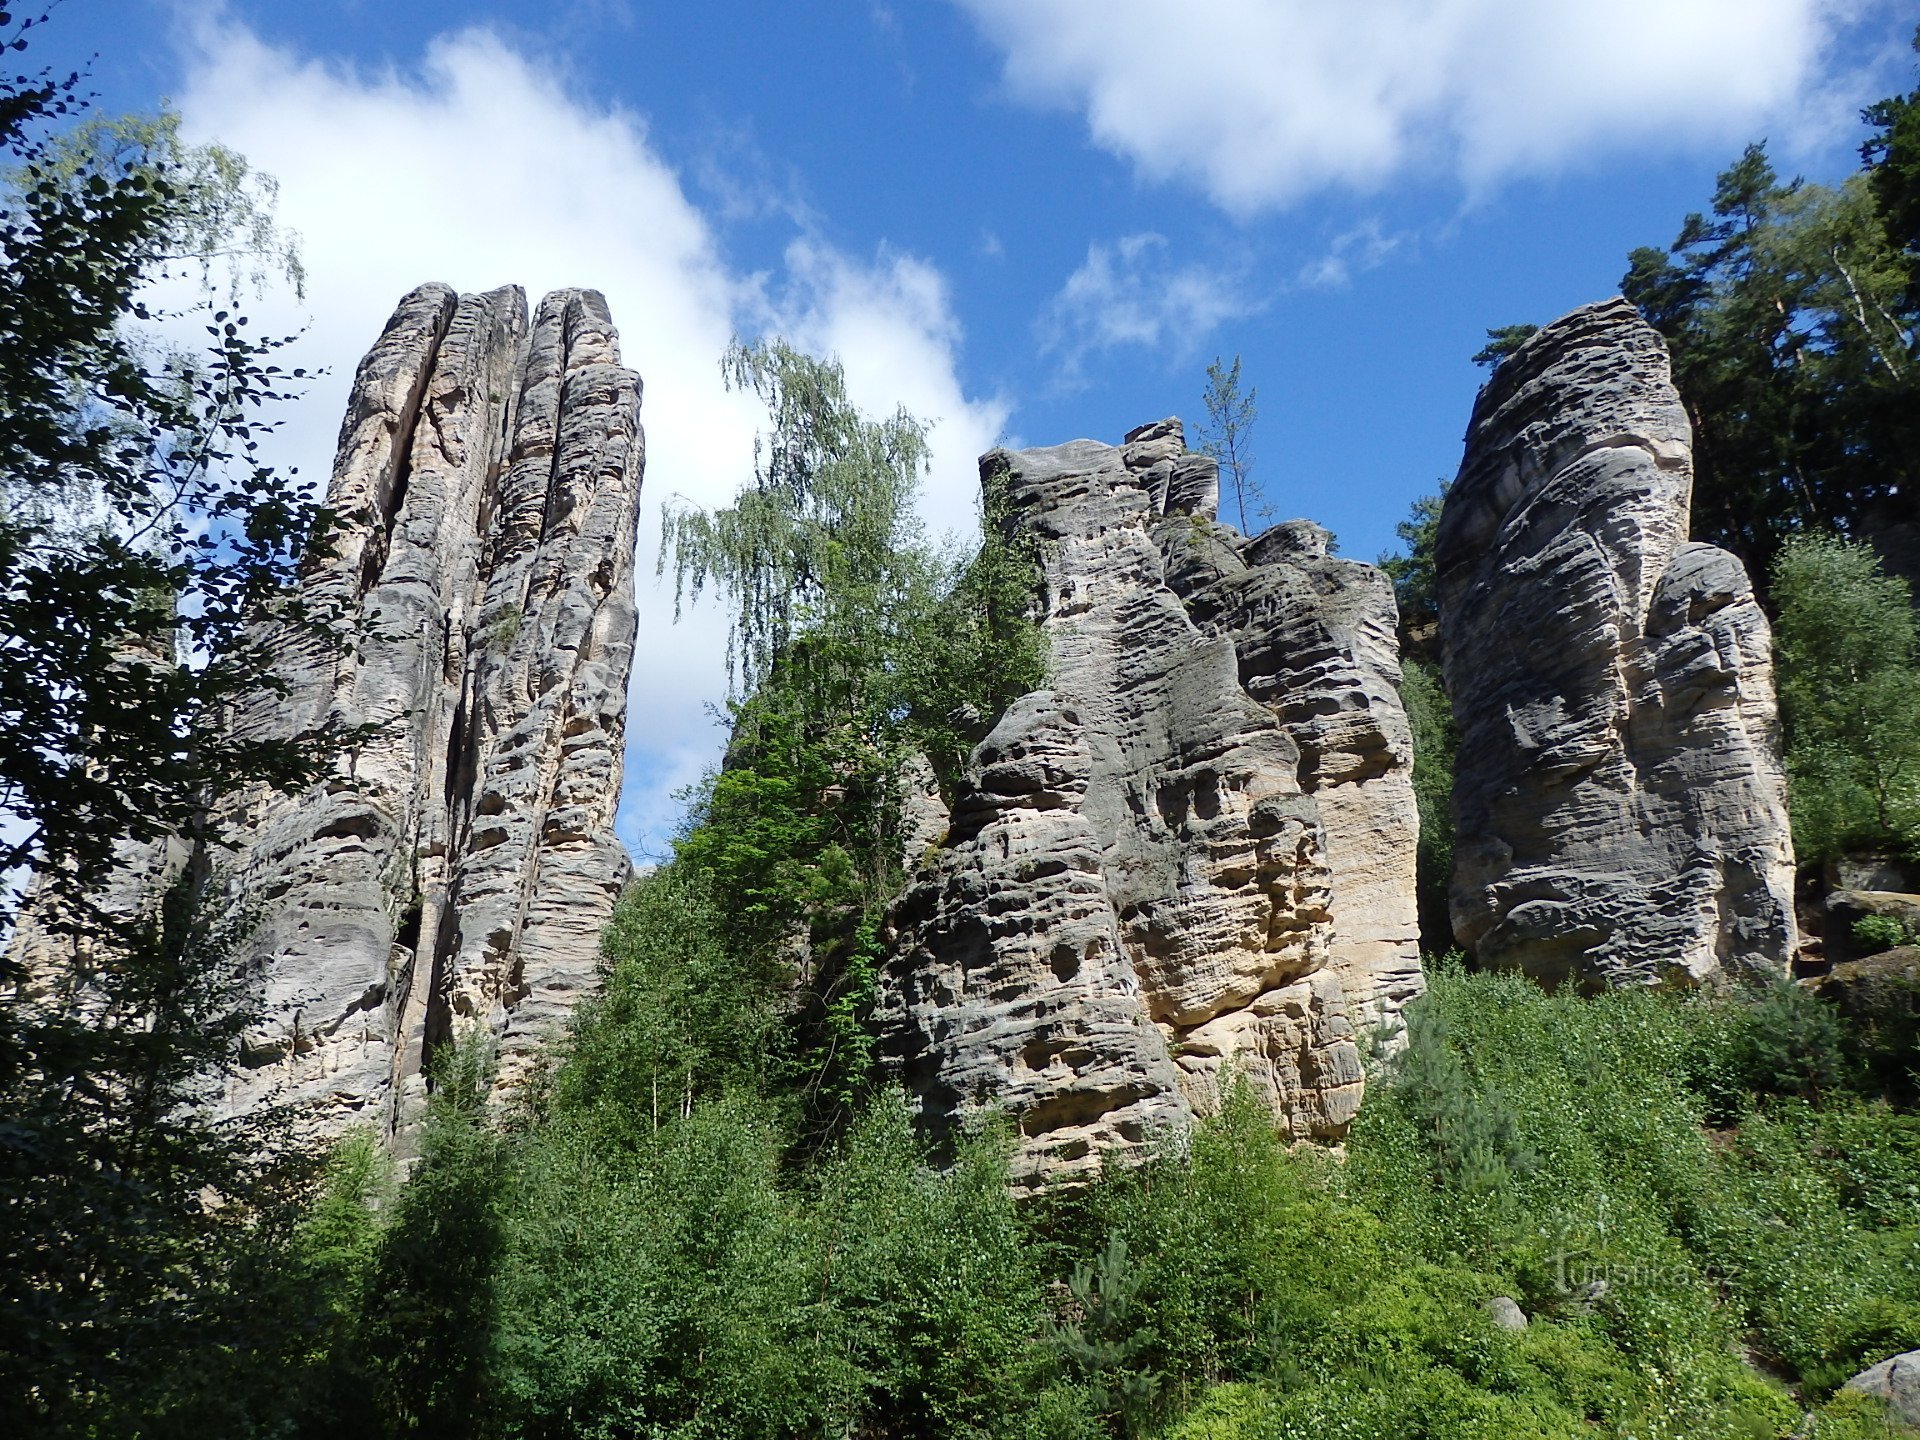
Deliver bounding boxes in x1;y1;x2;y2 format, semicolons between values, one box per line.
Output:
36;0;1918;858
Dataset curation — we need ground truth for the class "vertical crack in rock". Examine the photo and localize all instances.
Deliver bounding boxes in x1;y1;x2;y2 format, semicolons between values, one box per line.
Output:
880;421;1420;1187
1435;298;1796;987
216;283;644;1143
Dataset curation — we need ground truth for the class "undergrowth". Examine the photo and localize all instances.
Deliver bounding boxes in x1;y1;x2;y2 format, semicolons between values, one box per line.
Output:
208;930;1920;1440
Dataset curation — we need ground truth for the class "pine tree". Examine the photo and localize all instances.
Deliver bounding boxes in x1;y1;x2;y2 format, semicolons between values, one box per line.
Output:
1196;354;1259;533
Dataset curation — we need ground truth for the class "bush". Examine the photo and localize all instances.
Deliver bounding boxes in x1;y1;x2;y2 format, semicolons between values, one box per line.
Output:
1854;913;1920;953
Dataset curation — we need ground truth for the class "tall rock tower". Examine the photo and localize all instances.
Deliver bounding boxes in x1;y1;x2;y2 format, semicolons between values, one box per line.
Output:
1435;298;1796;987
215;283;644;1139
878;421;1421;1187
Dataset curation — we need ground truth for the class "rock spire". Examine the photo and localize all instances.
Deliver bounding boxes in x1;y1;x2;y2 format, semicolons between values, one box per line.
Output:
1435;298;1796;987
216;282;644;1139
879;421;1421;1187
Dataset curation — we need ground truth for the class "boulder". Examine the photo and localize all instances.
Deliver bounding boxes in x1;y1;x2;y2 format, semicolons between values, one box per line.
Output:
1844;1349;1920;1428
1488;1296;1529;1331
1825;891;1920;964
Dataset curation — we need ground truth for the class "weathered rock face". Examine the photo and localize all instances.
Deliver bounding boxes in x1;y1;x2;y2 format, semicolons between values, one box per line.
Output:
217;283;643;1140
879;421;1421;1186
1436;298;1796;988
1164;516;1426;1037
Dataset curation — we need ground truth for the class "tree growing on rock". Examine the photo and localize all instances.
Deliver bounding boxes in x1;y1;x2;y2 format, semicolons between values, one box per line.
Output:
659;339;1044;1138
1196;353;1259;534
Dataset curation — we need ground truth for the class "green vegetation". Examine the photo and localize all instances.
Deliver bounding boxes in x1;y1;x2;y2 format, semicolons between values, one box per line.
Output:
1772;532;1920;865
1621;142;1918;586
1380;486;1457;953
1855;914;1920;953
654;338;1044;1142
1470;323;1539;370
12;17;1920;1440
0;19;349;1431
1196;353;1260;534
1475;41;1920;594
1400;657;1457;953
148;957;1920;1439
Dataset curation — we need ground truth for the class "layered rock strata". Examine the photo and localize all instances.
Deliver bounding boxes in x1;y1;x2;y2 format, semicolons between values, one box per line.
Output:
217;282;643;1138
879;422;1421;1186
1435;298;1795;987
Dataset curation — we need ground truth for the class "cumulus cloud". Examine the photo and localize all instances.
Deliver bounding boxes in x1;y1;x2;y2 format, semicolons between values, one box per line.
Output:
170;15;1003;857
1039;232;1255;384
954;0;1886;213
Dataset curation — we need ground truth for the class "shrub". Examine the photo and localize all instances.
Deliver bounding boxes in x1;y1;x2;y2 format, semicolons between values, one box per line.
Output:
1854;913;1920;953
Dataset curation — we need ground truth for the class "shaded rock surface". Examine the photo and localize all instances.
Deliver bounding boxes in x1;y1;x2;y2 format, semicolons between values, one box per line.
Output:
879;421;1420;1185
1435;298;1796;988
1820;946;1920;1022
216;283;643;1141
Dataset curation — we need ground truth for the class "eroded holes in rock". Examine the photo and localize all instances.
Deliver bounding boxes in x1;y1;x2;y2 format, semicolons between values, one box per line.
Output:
316;810;383;843
1192;769;1222;820
1049;940;1081;982
1154;777;1189;829
393;901;423;970
1018;1082;1155;1136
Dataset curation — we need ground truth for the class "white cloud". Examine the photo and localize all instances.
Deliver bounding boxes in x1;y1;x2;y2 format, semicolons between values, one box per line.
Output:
954;0;1888;213
1297;219;1404;290
170;14;1002;857
1039;232;1255;384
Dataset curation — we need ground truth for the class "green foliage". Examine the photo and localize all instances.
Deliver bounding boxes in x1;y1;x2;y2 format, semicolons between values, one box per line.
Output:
1715;979;1856;1109
1854;913;1920;953
895;454;1049;786
0;28;337;905
228;956;1920;1440
1620;144;1918;583
551;865;792;1140
1771;531;1920;862
1472;323;1539;369
30;105;305;301
1195;354;1260;533
354;1045;512;1438
1377;484;1449;635
1391;995;1537;1199
657;339;1044;1140
0;18;353;1425
1047;1234;1162;1432
0;872;301;1434
1379;488;1458;954
1401;657;1457;953
1862;26;1920;307
660;336;932;698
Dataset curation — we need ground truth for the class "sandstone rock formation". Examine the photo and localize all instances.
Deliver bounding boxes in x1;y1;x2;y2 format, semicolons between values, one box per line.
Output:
1165;515;1425;1036
1435;298;1796;987
879;421;1421;1186
215;282;643;1140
